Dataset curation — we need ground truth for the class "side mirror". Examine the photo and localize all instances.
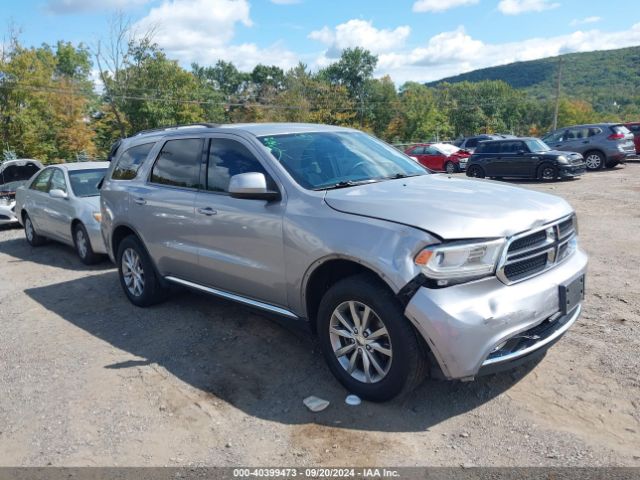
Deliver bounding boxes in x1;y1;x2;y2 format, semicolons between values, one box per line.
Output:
49;189;68;199
228;172;280;201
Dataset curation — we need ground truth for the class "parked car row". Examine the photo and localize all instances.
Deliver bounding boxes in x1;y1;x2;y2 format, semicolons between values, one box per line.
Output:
11;123;588;401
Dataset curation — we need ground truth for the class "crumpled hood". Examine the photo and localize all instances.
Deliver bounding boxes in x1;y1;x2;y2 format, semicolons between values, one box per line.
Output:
324;174;573;239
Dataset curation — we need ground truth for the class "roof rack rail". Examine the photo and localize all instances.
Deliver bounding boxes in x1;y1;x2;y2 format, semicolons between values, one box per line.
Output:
132;123;220;137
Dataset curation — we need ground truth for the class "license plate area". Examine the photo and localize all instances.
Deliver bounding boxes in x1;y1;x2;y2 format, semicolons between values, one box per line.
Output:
559;275;585;315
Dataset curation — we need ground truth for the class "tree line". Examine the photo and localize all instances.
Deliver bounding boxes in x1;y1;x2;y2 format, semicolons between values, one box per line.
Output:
0;25;629;164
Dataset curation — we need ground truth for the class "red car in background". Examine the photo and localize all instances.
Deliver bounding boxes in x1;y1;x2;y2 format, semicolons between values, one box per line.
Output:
624;122;640;154
405;143;471;173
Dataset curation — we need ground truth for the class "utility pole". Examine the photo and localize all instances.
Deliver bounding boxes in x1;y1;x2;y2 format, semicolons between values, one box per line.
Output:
552;55;563;130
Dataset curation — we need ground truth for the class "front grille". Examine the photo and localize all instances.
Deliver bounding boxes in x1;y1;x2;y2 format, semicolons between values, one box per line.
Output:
497;215;577;284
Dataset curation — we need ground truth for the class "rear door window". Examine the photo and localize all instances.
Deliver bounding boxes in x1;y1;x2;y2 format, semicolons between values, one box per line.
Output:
466;138;479;148
30;169;53;192
112;143;155;180
150;139;203;189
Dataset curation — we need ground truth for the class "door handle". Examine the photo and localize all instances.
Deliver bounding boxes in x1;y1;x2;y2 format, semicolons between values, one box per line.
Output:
133;197;146;205
197;207;217;216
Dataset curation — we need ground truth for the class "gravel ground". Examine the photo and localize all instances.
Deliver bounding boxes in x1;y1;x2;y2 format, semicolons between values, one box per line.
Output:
0;164;638;467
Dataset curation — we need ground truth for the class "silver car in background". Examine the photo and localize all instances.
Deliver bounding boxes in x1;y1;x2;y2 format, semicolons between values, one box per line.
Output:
15;161;110;264
542;123;635;170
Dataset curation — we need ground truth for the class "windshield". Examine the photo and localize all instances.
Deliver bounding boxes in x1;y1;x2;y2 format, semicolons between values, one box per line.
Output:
0;162;41;192
433;143;460;155
258;131;427;190
525;139;551;152
69;169;107;197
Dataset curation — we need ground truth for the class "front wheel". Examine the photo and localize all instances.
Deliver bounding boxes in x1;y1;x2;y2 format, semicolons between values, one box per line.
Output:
538;163;558;181
466;165;485;178
74;223;101;265
117;235;167;307
317;274;426;401
23;213;46;246
584;151;604;170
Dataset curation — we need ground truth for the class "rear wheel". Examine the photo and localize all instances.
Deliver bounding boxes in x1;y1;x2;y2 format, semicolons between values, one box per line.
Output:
23;213;46;246
466;165;485;178
117;235;166;307
74;223;101;265
317;274;426;401
584;151;604;170
445;161;458;174
538;163;558;181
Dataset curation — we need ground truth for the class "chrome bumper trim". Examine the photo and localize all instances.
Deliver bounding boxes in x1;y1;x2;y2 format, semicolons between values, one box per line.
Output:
481;304;581;367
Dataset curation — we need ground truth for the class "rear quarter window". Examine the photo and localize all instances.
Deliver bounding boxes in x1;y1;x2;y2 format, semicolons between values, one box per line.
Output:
112;143;155;180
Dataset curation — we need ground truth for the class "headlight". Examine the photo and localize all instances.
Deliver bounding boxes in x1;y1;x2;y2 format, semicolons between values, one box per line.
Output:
556;156;569;164
92;212;102;222
415;239;506;286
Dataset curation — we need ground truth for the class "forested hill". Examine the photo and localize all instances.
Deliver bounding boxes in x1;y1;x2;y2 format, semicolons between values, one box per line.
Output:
427;46;640;112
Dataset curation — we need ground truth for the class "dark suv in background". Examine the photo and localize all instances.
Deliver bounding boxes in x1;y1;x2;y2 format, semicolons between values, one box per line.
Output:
542;123;635;170
454;134;515;153
466;138;585;180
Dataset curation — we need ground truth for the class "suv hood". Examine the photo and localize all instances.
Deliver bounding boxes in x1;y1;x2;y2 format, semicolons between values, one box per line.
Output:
324;174;573;239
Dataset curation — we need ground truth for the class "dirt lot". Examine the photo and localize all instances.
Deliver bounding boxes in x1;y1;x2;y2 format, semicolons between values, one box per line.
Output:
0;164;639;467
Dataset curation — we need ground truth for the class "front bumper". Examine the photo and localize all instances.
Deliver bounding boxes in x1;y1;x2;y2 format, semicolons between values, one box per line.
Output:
86;221;108;254
559;164;586;178
404;248;587;379
0;203;18;225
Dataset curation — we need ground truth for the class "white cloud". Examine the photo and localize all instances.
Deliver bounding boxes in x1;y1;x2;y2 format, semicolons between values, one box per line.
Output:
360;22;640;84
570;16;601;26
309;19;411;58
133;0;298;70
498;0;560;15
412;0;479;13
46;0;150;14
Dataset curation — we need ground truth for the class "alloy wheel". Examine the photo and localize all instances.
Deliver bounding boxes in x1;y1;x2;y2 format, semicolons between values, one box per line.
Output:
76;229;87;259
122;248;145;297
445;162;456;174
541;167;555;180
25;218;34;242
585;154;602;170
329;301;393;384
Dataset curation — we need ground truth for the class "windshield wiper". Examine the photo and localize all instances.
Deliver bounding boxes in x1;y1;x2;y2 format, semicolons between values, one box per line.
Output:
382;173;423;180
315;179;379;191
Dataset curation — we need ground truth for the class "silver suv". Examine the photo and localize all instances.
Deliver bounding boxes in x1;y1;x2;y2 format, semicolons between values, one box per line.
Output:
101;123;588;401
542;123;635;170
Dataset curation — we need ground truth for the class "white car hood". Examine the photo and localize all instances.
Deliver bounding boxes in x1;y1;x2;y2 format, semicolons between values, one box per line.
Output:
324;174;573;240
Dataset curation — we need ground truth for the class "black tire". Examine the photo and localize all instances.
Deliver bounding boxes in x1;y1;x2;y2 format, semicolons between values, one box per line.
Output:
317;274;427;402
116;235;166;307
23;213;46;246
73;223;101;265
537;163;558;181
584;151;605;171
466;165;485;178
445;161;458;174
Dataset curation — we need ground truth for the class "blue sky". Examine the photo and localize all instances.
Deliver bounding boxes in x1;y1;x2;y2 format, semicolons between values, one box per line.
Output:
2;0;639;83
